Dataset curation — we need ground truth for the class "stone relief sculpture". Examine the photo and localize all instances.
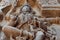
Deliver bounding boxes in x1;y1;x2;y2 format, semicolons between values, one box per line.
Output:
0;0;57;40
2;3;56;40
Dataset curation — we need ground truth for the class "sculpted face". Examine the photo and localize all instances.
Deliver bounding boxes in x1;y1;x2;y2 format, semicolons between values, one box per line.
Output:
21;4;32;13
22;6;30;12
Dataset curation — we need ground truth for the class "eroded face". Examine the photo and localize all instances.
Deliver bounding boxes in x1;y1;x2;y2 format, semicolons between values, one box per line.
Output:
22;6;30;12
21;5;32;13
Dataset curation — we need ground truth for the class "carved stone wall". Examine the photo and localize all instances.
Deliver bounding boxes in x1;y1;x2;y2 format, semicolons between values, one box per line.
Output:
40;0;60;18
42;10;60;18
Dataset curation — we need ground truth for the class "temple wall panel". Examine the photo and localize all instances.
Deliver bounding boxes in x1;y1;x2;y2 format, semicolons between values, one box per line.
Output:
42;10;60;18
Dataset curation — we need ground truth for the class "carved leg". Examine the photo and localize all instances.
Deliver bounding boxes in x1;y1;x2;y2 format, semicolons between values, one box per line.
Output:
34;31;44;40
23;30;34;40
28;32;34;40
0;31;6;40
2;26;34;40
2;26;20;40
10;35;14;40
